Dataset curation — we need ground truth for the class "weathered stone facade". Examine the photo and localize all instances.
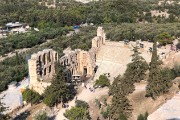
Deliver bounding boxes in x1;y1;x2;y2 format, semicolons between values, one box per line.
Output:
28;49;58;94
28;27;105;93
60;27;106;83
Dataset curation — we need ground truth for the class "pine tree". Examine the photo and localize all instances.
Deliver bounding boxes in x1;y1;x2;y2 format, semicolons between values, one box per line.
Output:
109;76;132;120
43;64;76;107
109;45;148;119
15;52;20;65
124;45;148;83
146;41;164;99
0;97;8;119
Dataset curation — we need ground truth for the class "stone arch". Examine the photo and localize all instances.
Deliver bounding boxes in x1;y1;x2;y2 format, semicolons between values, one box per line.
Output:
83;67;87;76
43;53;46;64
48;51;51;62
55;53;58;61
72;69;74;75
49;65;51;73
67;59;68;65
39;55;41;62
38;55;42;69
44;68;46;76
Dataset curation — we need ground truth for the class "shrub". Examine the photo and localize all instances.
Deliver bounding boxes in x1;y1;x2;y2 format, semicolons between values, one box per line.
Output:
156;32;173;45
119;113;127;120
64;107;89;120
75;100;89;109
34;112;48;120
137;112;148;120
94;75;110;88
22;88;41;104
95;99;101;109
101;110;109;119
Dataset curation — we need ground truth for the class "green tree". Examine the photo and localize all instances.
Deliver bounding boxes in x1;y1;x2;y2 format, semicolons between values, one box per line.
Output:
146;41;171;99
94;75;110;87
43;64;76;107
109;75;131;119
137;114;144;120
124;45;148;83
118;113;128;120
75;100;89;109
159;67;174;93
169;14;175;23
22;88;41;104
137;112;148;120
34;112;48;120
15;52;20;65
64;107;89;120
156;32;173;45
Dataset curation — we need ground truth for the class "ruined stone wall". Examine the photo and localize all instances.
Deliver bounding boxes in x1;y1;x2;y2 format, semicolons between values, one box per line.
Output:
60;27;106;82
60;48;80;81
77;50;94;76
28;49;58;94
92;27;106;48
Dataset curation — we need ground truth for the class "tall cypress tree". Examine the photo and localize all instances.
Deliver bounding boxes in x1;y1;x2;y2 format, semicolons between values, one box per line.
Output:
146;41;163;99
124;45;148;83
110;76;131;120
15;52;20;65
43;64;76;107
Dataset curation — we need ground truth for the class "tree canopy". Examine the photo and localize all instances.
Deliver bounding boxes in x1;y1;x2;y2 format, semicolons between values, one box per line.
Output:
43;64;76;107
109;75;132;119
34;112;48;120
64;100;90;120
124;45;148;83
22;88;41;104
94;75;110;88
146;40;172;99
156;32;173;45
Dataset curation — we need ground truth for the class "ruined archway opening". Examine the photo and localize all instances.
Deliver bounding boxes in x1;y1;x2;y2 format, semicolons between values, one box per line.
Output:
55;53;58;61
67;59;69;65
43;53;46;64
44;68;46;76
64;60;66;66
40;70;42;78
83;67;87;76
72;69;74;75
49;65;51;73
48;51;51;62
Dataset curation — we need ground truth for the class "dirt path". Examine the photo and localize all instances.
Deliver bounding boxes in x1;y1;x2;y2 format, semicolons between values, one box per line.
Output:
55;84;109;120
129;82;179;120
